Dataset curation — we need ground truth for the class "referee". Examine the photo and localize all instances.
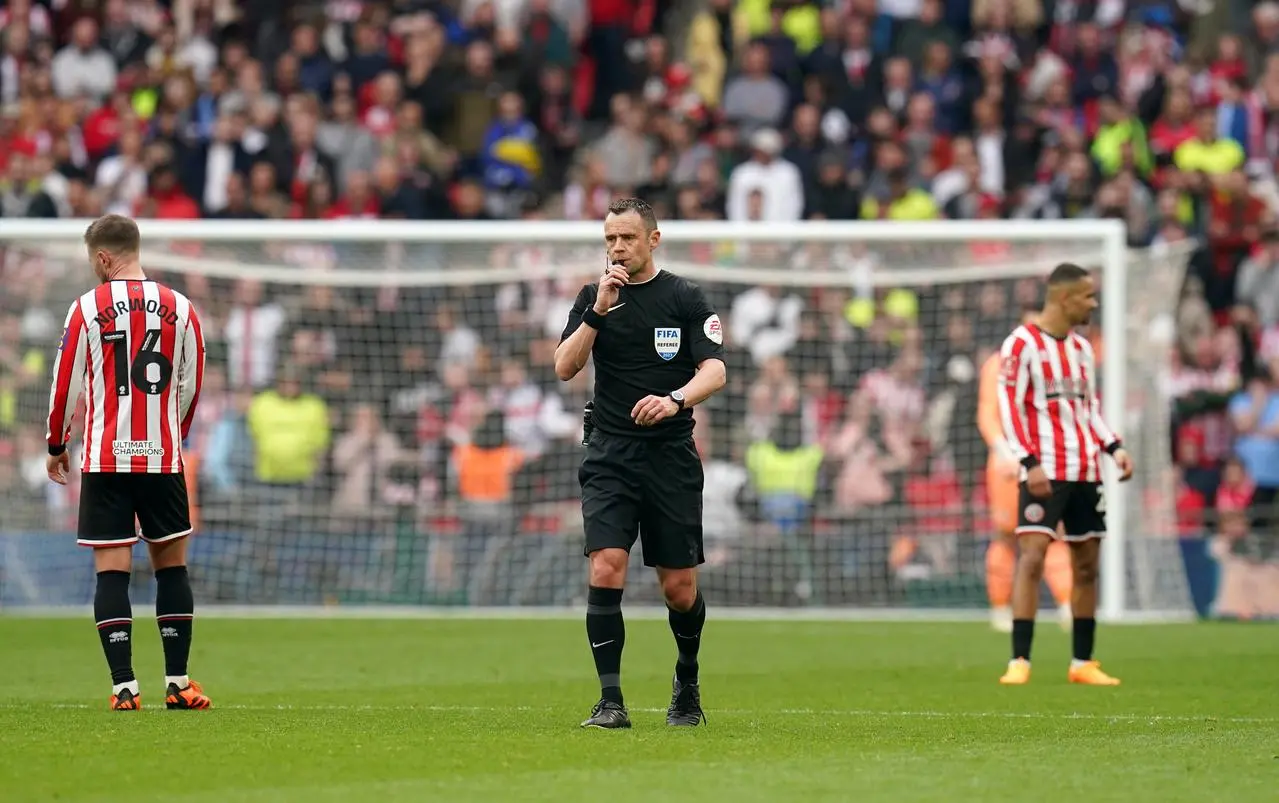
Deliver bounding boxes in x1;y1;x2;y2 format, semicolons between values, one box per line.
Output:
555;198;728;729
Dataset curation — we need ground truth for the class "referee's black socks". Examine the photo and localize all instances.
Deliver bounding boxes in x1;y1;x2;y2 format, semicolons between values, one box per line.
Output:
93;570;135;689
155;566;194;688
668;590;706;684
586;586;626;705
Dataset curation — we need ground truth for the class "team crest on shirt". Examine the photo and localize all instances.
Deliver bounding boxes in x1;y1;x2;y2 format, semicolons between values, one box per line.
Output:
654;327;681;360
1000;354;1018;383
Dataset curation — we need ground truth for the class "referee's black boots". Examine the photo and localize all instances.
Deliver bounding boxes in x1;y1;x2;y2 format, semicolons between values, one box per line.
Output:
666;676;705;726
580;699;632;729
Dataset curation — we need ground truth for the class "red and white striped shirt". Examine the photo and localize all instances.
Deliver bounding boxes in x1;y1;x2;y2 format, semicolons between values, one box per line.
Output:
47;280;205;474
997;323;1119;483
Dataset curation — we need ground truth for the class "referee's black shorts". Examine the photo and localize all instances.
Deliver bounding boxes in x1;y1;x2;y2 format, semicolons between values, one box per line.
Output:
578;431;705;569
77;472;193;548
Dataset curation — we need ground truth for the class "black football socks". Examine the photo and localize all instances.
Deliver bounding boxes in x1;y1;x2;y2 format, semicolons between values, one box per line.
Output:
94;570;135;691
155;566;195;687
668;590;706;684
1072;617;1097;662
1012;618;1034;661
586;586;625;705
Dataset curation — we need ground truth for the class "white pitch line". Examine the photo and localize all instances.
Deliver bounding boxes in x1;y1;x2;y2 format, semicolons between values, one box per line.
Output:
28;703;1275;724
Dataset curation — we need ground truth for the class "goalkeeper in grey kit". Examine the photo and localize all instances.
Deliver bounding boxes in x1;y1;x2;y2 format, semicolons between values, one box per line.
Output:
554;198;728;729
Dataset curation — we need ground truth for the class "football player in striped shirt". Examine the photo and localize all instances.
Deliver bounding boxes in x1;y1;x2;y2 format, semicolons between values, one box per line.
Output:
995;264;1135;686
46;215;210;711
977;305;1074;634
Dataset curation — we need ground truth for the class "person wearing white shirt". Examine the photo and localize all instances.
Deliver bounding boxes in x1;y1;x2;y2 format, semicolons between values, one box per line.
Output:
730;285;805;365
224;280;286;390
726;129;805;222
51;18;118;101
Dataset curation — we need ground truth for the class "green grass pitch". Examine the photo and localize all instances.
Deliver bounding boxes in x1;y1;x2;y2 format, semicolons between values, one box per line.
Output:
0;616;1274;802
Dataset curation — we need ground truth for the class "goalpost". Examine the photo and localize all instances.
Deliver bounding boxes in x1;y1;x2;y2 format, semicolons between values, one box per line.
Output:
0;219;1195;622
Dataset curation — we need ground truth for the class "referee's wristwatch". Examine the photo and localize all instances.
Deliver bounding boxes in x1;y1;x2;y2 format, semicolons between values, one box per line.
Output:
669;390;686;410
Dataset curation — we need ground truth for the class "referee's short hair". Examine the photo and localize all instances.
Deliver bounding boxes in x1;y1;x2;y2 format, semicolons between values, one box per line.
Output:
84;214;141;256
607;197;658;231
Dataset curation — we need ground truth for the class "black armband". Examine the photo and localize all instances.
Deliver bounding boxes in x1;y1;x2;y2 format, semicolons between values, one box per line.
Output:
1104;440;1123;455
581;308;607;330
48;443;67;457
1020;454;1040;470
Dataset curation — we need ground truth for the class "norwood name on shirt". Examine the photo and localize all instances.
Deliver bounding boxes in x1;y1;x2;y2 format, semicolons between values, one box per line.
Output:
93;296;182;327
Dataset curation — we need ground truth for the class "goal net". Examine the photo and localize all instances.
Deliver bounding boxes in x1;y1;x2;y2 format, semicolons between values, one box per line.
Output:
0;220;1196;621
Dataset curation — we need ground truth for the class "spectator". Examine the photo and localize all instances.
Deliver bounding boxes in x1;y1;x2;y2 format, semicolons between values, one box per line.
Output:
731;283;804;366
225;278;286;391
593;93;656;190
101;0;150;71
481;91;541;195
722;41;789;136
1175;106;1246;176
1228;366;1279;527
746;408;824;535
1235;231;1279;328
1;153;57;218
51;18;117;101
685;0;734;110
289;23;335;101
726;128;804;222
895;0;958;69
246;368;332;487
331;404;404;519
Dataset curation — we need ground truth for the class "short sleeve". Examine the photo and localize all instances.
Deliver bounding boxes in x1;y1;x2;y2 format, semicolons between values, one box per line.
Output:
685;281;727;364
560;284;596;343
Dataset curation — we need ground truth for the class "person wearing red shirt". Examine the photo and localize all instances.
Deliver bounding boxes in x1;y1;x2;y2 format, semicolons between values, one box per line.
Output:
139;163;200;220
326;170;381;219
1149;89;1197;162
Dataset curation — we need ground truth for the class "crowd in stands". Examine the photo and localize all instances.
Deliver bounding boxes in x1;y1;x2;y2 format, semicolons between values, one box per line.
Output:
1;0;1278;613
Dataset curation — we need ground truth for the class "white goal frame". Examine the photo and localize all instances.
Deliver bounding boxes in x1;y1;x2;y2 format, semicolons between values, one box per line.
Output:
3;218;1143;621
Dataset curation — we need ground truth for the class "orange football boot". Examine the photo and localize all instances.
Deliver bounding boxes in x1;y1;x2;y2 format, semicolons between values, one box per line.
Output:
999;658;1031;685
110;688;141;710
1068;661;1121;686
165;679;212;710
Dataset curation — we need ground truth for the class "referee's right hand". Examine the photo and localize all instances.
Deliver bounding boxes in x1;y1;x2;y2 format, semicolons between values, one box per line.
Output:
594;264;628;314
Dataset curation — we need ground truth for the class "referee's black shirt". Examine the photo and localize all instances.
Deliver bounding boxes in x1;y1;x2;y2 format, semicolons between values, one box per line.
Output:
560;269;726;441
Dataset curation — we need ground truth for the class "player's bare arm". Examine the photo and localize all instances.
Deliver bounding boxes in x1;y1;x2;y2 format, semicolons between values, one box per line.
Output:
977;352;1019;480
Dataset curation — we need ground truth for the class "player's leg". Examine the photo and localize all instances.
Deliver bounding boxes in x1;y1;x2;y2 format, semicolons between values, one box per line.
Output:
985;463;1017;632
985;535;1015;632
642;437;707;726
1000;482;1067;684
1063;484;1120;685
78;474;141;710
137;473;210;708
578;434;642;729
1044;538;1074;631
